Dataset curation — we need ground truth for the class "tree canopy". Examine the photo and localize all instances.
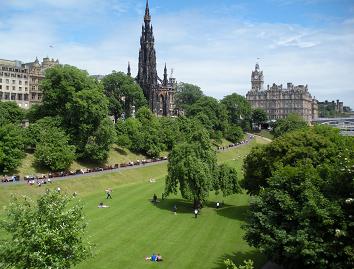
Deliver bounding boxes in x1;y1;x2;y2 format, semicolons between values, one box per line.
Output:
243;125;346;195
39;65;115;161
221;93;252;130
251;108;268;126
164;128;241;207
0;190;91;269
34;127;76;171
175;82;204;110
186;96;228;138
242;125;354;268
271;113;308;138
0;101;25;125
0;124;25;173
102;71;147;121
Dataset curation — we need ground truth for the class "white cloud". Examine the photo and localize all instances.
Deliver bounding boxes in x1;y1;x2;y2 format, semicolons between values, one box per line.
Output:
0;2;353;107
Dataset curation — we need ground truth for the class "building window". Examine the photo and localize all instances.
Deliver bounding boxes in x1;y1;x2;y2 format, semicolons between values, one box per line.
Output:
12;86;15;91
38;93;42;100
0;85;1;90
32;85;36;90
31;93;36;100
6;79;9;84
11;93;16;100
19;80;22;85
19;87;22;91
24;94;28;101
5;93;10;100
12;80;15;84
18;94;22;100
6;86;9;90
0;92;2;100
25;81;28;85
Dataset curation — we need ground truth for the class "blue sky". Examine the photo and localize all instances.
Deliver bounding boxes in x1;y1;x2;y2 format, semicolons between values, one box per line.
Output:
0;0;353;106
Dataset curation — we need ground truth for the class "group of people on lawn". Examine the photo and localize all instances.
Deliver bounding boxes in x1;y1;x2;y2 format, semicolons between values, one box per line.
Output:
146;253;163;262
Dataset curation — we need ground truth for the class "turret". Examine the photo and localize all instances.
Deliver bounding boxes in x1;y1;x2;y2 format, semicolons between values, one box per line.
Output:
127;62;131;77
163;63;168;86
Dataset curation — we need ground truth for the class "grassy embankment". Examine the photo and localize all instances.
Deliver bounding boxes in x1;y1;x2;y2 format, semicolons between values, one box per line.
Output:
0;136;269;269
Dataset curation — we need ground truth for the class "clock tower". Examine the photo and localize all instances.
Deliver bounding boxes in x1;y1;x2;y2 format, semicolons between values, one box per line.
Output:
251;63;264;91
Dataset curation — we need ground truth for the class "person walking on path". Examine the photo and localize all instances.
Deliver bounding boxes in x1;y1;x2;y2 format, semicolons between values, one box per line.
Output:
106;188;112;199
194;208;198;218
173;204;177;215
216;201;220;209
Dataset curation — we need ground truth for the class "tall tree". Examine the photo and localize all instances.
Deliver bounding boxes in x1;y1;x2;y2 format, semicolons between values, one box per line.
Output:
102;71;147;121
0;190;91;269
164;128;241;207
40;65;114;161
221;93;252;130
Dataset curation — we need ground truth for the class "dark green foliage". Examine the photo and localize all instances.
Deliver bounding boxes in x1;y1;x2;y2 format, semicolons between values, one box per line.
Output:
251;108;268;126
102;71;147;121
0;124;25;173
0;190;91;269
244;160;354;269
271;113;308;138
175;82;204;110
83;118;116;162
215;164;241;196
243;125;354;268
221;93;252;130
39;65;114;162
158;117;183;150
224;124;244;143
187;96;228;138
34;127;76;171
0;101;25;125
25;116;63;148
243;126;344;195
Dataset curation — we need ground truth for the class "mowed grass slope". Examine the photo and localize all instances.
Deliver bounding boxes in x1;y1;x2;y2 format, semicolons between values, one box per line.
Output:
0;136;269;269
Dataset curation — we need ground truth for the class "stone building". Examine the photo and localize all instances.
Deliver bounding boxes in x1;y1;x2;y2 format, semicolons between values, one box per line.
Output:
246;63;318;122
132;0;177;116
0;59;30;108
25;57;59;106
0;57;58;108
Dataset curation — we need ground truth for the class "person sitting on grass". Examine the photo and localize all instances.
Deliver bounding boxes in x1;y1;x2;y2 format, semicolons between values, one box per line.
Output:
98;202;110;208
156;253;163;261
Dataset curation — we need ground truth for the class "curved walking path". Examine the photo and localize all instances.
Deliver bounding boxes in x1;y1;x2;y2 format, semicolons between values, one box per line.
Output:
1;137;259;187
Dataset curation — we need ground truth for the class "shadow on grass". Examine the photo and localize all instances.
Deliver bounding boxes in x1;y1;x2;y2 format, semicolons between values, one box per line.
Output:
213;249;267;269
215;205;249;221
154;198;196;214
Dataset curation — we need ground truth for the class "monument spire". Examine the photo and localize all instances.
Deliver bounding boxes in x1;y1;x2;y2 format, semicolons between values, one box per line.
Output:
144;0;151;22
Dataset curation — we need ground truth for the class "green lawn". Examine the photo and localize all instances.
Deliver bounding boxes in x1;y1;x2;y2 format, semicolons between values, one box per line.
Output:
0;137;269;269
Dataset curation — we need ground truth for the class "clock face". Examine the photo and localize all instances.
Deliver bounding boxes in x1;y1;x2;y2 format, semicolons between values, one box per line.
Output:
254;75;258;79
